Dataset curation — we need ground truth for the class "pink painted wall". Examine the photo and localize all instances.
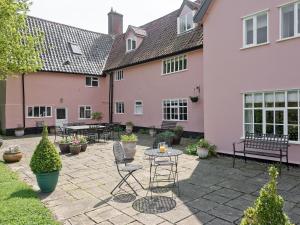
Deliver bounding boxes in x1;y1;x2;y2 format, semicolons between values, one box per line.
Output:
113;49;204;133
5;72;109;129
203;0;300;164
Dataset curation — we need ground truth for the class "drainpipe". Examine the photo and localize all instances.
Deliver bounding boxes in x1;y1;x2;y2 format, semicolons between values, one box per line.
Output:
108;72;114;123
21;73;26;129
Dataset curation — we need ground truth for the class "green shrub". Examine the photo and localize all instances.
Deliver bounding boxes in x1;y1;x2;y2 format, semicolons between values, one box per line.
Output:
121;134;138;142
139;129;148;134
126;121;134;127
173;126;184;136
157;131;175;139
186;143;198;155
185;139;217;158
240;166;294;225
91;112;103;122
30;126;62;174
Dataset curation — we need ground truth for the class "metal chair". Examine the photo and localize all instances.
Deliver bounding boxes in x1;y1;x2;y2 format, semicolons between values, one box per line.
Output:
54;126;68;141
111;142;144;196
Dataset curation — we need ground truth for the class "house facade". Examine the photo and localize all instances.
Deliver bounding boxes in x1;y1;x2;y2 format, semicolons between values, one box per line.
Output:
195;0;300;164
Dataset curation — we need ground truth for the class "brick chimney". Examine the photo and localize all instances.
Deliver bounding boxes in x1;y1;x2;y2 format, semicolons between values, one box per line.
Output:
108;8;123;36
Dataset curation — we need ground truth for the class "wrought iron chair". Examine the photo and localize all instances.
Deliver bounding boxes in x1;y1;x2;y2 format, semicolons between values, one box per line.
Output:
111;142;144;196
54;126;68;142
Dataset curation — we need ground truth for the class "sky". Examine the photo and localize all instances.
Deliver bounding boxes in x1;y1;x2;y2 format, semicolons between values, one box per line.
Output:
29;0;184;34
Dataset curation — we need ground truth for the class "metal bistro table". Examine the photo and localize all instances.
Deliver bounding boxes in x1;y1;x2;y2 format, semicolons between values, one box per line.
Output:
144;148;183;198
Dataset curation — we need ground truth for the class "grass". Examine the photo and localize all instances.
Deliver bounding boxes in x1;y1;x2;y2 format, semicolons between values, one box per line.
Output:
0;162;59;225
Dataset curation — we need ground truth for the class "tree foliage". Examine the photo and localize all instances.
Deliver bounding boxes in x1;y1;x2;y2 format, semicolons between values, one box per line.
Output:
240;166;294;225
0;0;44;79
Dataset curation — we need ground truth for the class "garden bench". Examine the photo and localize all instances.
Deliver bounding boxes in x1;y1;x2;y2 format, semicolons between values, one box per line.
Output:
233;133;289;173
161;121;177;131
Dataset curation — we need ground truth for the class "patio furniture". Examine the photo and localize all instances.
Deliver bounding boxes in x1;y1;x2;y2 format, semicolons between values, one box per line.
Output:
111;142;144;196
54;126;68;141
233;133;289;173
65;125;105;136
144;148;183;198
160;121;177;131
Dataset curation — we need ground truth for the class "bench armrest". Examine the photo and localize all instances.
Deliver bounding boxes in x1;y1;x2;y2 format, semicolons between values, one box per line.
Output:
233;140;244;153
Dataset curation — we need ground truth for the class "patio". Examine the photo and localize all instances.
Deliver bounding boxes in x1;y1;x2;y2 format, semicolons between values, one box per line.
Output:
1;134;300;225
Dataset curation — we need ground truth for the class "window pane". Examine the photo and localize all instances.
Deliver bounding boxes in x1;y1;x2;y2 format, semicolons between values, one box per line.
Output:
167;60;171;73
275;125;284;135
92;78;98;87
288;109;298;124
265;92;274;107
180;16;186;33
57;108;66;119
266;125;274;134
275;92;285;107
86;77;91;86
171;59;175;73
254;93;263;108
163;61;167;74
288;91;298;107
254;124;263;134
246;18;254;45
254;110;262;123
245;124;253;134
244;94;253;108
244;110;253;123
183;56;187;69
40;107;46;117
288;125;298;141
47;107;51;116
179;57;183;70
28;107;33;117
298;4;300;34
266;111;274;124
80;107;85;118
34;107;39;117
281;4;295;38
187;12;193;30
175;58;179;71
132;40;136;49
257;14;268;44
86;109;91;118
275;111;284;124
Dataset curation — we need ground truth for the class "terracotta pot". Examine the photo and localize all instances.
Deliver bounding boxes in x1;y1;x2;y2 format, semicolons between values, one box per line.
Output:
122;141;137;159
81;143;88;152
3;152;23;163
197;147;209;159
70;145;81;155
172;135;182;145
59;143;70;154
15;129;24;137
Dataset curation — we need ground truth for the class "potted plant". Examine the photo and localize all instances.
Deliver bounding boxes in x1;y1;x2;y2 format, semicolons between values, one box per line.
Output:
190;96;199;103
79;136;88;152
92;112;103;124
197;139;217;159
15;125;24;137
125;122;134;134
58;137;71;154
149;126;156;137
157;131;176;146
69;137;81;155
121;134;138;159
172;126;184;145
3;146;23;163
30;126;62;193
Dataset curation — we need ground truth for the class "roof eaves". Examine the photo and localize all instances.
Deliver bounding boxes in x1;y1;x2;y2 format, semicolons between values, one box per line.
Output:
194;0;213;23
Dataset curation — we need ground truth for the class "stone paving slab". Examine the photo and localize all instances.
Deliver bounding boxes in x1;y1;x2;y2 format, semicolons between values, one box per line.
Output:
1;134;300;225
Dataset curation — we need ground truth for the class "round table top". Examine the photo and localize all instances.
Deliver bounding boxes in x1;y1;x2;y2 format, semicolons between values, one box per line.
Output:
144;148;183;157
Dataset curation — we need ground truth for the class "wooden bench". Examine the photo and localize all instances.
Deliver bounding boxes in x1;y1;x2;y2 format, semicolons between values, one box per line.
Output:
233;133;289;172
160;121;177;131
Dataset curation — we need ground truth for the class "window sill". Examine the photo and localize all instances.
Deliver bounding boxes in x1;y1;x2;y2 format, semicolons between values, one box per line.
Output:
277;35;300;43
162;69;188;76
240;42;270;50
134;114;143;116
78;118;92;120
85;86;99;88
26;117;52;119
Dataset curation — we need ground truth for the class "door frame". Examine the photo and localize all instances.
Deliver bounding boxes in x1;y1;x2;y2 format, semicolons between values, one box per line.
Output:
55;107;68;127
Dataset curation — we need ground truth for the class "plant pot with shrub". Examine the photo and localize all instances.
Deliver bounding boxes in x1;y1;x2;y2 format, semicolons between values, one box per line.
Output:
196;139;217;159
156;131;175;147
125;122;134;134
172;126;184;145
149;126;157;137
59;137;71;154
30;126;62;193
3;146;22;163
79;136;88;152
69;138;81;155
15;126;24;137
121;134;138;159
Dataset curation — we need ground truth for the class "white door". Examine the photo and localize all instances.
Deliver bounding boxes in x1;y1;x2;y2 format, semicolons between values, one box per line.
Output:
56;108;68;127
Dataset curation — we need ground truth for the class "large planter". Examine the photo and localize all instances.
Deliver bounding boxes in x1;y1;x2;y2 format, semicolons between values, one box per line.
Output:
15;129;24;137
35;171;59;193
3;152;23;163
81;143;88;152
172;135;182;145
197;147;209;159
70;145;81;155
59;143;70;154
122;141;137;159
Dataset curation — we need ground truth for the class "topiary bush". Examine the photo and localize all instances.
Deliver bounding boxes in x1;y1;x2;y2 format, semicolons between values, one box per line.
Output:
30;126;62;174
240;166;294;225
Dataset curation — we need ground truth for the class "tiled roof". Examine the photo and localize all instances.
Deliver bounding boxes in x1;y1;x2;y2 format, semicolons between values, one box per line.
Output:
27;16;113;76
104;3;203;72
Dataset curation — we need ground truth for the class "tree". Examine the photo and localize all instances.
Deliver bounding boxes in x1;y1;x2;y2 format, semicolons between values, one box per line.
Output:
0;0;44;80
240;166;294;225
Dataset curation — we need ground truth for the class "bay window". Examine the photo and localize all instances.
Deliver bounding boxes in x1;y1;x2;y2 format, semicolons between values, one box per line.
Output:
243;90;300;142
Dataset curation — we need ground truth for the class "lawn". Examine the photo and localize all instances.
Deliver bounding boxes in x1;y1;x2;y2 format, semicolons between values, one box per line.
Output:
0;162;58;225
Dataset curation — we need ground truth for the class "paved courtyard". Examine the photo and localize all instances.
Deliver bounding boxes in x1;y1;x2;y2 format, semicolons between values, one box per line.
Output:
1;134;300;225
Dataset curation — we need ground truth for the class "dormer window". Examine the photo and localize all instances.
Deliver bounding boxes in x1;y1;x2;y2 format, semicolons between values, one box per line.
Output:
69;42;82;55
126;38;137;52
177;11;195;34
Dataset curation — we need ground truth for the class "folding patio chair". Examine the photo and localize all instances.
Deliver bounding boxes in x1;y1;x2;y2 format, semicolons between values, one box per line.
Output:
54;126;68;142
111;142;144;196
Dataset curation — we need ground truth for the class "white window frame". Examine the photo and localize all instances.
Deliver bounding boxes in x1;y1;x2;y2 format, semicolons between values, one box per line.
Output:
126;38;137;52
115;102;125;114
115;70;124;81
27;106;52;118
162;55;188;75
177;11;196;34
79;105;92;119
242;10;269;48
162;98;188;121
86;76;99;87
243;90;300;144
279;1;300;41
134;100;143;115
